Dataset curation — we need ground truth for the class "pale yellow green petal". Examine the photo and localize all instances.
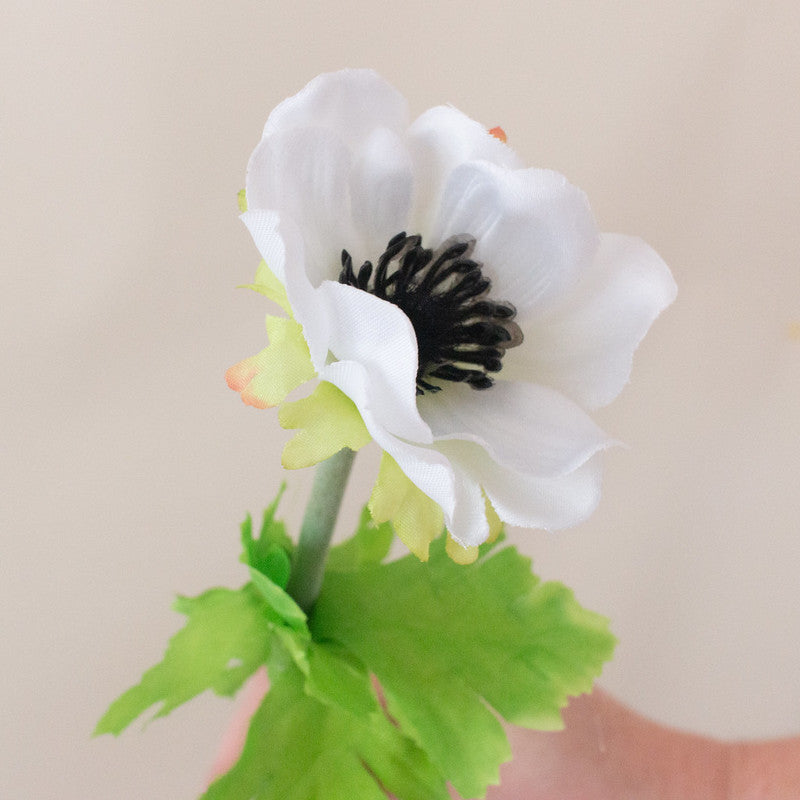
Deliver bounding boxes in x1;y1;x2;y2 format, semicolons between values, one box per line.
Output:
369;453;443;561
445;533;479;565
239;260;291;315
368;453;408;525
237;188;247;212
278;381;371;469
484;495;503;543
225;315;315;408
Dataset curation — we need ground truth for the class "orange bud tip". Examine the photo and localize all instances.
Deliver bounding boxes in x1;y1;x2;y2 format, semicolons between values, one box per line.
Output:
488;126;507;143
225;360;256;392
241;390;271;409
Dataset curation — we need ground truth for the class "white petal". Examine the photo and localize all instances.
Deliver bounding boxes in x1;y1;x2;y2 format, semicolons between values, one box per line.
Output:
348;127;413;260
320;358;459;523
263;69;408;149
240;210;331;370
376;433;462;527
440;466;489;547
440;440;604;532
418;380;612;477
430;162;599;316
317;281;431;443
246;128;355;286
504;233;677;409
408;105;523;237
337;388;485;545
314;287;495;542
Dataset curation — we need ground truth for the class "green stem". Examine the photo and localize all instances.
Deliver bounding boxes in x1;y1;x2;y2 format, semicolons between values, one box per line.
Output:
287;447;356;612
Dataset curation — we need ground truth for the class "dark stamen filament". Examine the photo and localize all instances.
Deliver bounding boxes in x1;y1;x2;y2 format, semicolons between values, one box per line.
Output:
339;233;523;394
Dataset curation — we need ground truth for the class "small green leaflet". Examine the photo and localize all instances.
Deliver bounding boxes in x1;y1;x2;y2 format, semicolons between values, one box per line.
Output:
95;496;295;736
94;584;273;735
97;492;616;799
240;484;293;589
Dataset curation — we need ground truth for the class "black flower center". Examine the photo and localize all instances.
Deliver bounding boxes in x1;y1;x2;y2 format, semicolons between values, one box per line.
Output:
339;232;523;394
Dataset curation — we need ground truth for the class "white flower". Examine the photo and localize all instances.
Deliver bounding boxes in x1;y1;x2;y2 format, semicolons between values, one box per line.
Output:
232;69;676;555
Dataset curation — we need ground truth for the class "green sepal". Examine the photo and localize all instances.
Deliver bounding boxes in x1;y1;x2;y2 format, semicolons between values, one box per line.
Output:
237;188;247;212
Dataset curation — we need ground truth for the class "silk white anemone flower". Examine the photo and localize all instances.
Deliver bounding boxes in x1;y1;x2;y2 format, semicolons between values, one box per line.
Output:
227;69;676;562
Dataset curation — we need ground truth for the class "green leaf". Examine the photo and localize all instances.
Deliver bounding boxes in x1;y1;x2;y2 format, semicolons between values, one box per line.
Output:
203;644;448;800
248;567;307;629
304;641;375;717
240;485;292;588
95;585;272;736
311;535;616;798
98;494;613;800
325;506;394;573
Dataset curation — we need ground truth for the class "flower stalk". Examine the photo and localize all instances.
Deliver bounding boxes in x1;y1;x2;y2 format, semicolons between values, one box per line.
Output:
286;446;356;612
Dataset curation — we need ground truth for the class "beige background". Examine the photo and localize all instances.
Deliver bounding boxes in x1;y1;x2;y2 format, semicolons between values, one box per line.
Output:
3;1;799;797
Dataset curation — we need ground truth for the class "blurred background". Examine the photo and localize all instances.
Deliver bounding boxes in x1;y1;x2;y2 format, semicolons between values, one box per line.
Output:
2;1;799;797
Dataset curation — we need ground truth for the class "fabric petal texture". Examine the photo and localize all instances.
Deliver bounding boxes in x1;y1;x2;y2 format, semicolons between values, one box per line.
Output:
503;232;677;408
230;69;675;552
417;381;612;477
262;69;409;150
431;162;598;316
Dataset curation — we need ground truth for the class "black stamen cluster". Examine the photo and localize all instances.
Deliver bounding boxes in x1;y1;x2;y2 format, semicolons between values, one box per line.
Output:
339;232;523;394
